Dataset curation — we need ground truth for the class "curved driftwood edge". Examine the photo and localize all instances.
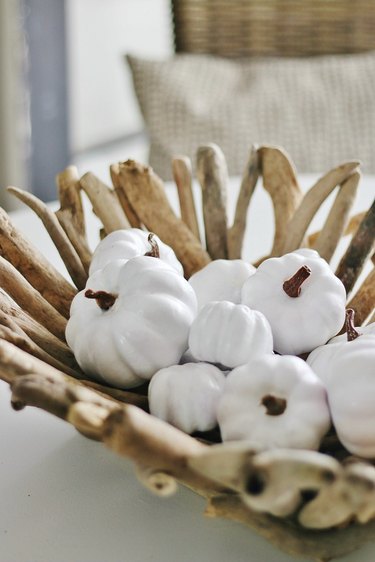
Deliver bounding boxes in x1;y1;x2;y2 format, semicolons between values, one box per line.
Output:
110;163;143;229
347;265;375;325
4;353;375;561
80;172;130;234
55;166;93;274
206;494;375;561
313;171;360;263
0;208;76;318
172;155;201;243
336;198;375;295
259;145;303;257
282;161;360;255
117;160;211;277
227;145;260;260
196;143;229;260
0;256;68;341
7;186;88;290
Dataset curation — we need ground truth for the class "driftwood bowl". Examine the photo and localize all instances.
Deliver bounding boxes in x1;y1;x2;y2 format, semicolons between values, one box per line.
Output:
0;144;374;561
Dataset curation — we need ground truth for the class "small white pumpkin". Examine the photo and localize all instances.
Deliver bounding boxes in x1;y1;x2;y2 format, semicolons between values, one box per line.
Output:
89;228;183;275
307;310;375;457
148;362;226;434
307;310;375;385
217;354;330;451
189;259;255;309
66;256;197;389
323;349;375;458
189;301;273;368
241;249;346;355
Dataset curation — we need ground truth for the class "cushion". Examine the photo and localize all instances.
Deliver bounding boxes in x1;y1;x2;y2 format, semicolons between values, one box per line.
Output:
127;52;375;180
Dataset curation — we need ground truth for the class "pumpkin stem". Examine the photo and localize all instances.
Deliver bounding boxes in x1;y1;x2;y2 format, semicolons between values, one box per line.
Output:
345;308;361;341
283;265;311;298
85;289;117;310
261;394;287;416
144;233;160;258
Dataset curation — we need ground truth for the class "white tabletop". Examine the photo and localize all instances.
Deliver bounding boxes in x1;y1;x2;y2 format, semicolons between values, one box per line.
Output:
0;174;374;562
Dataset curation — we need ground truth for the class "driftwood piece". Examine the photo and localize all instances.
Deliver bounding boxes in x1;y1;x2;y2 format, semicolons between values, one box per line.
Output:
0;289;75;368
299;462;375;529
259;146;303;256
0;338;84;384
347;266;375;325
352;463;375;524
283;161;360;254
56;166;92;273
134;463;178;497
0;256;67;340
79;172;129;234
336;198;375;295
0;316;81;378
0;340;148;423
313;171;360;263
205;493;375;561
68;401;112;440
56;166;86;237
196;144;229;259
227;145;260;259
308;211;366;247
243;449;339;518
172;156;201;242
102;408;224;495
110;164;142;228
6;357;223;494
10;373;120;440
13;316;74;369
0;207;76;317
117;160;211;277
7;186;87;289
0;329;147;411
81;380;149;411
189;445;339;517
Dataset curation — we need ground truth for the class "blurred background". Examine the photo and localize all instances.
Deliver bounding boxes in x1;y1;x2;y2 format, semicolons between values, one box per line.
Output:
0;0;171;208
1;0;374;210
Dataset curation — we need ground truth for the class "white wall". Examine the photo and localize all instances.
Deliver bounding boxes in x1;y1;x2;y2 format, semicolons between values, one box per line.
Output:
66;0;173;153
0;0;29;209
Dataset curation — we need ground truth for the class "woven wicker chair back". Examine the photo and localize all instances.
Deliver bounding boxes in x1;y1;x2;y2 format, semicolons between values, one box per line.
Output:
171;0;375;57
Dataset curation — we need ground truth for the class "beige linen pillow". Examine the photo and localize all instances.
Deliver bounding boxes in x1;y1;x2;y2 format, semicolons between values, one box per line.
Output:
127;52;375;180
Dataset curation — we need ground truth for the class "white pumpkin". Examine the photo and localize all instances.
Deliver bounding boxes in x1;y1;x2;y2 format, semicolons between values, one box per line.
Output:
148;363;226;434
217;354;330;451
307;311;375;457
189;259;255;309
322;346;375;458
241;249;346;355
66;256;197;388
189;301;273;368
307;310;375;385
89;228;183;276
329;318;375;342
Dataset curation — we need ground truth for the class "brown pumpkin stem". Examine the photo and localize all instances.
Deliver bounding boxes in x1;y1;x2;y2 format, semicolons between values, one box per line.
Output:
345;308;361;341
144;233;160;258
283;265;311;298
261;394;287;416
85;289;117;311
